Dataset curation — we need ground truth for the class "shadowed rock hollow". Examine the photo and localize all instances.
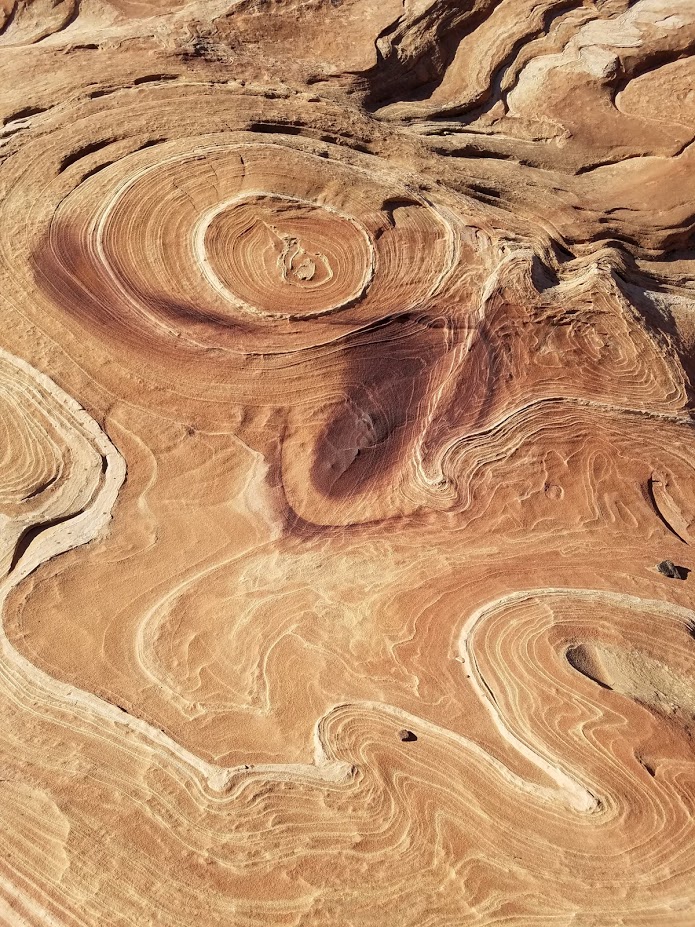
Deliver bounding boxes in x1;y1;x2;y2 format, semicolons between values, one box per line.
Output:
1;1;695;924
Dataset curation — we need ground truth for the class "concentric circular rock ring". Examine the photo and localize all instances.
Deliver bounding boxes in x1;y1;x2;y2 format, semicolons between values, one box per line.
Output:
48;138;466;350
196;192;375;319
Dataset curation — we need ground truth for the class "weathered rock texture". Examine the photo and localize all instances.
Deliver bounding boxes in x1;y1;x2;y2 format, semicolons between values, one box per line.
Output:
1;1;695;924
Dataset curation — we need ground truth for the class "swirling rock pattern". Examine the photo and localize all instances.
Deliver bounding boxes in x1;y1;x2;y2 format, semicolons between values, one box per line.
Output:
1;1;695;924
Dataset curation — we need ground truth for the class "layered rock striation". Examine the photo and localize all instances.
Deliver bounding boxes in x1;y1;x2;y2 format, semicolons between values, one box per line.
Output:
1;0;695;924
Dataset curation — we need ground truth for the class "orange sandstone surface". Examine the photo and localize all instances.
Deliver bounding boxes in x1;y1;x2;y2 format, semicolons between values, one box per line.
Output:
1;1;695;924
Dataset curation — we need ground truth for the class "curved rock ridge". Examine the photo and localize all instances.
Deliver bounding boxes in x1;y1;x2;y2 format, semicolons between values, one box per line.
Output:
1;1;695;925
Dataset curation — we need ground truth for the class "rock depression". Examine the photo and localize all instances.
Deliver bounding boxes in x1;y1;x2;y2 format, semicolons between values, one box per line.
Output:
1;0;695;924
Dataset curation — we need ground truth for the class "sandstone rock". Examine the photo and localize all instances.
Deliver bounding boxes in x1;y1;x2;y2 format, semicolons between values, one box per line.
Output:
1;1;695;924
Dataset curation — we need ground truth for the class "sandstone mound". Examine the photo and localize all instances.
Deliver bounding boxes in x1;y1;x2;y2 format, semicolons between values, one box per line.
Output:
1;1;695;924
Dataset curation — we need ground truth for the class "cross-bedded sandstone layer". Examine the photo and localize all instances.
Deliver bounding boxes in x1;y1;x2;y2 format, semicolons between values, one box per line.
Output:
1;1;695;924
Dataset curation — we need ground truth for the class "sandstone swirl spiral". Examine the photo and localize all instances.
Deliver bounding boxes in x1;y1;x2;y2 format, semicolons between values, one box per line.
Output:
0;1;695;925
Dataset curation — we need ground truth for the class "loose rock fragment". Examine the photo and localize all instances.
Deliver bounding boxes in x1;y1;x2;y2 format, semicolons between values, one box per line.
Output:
398;729;417;742
657;560;687;580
